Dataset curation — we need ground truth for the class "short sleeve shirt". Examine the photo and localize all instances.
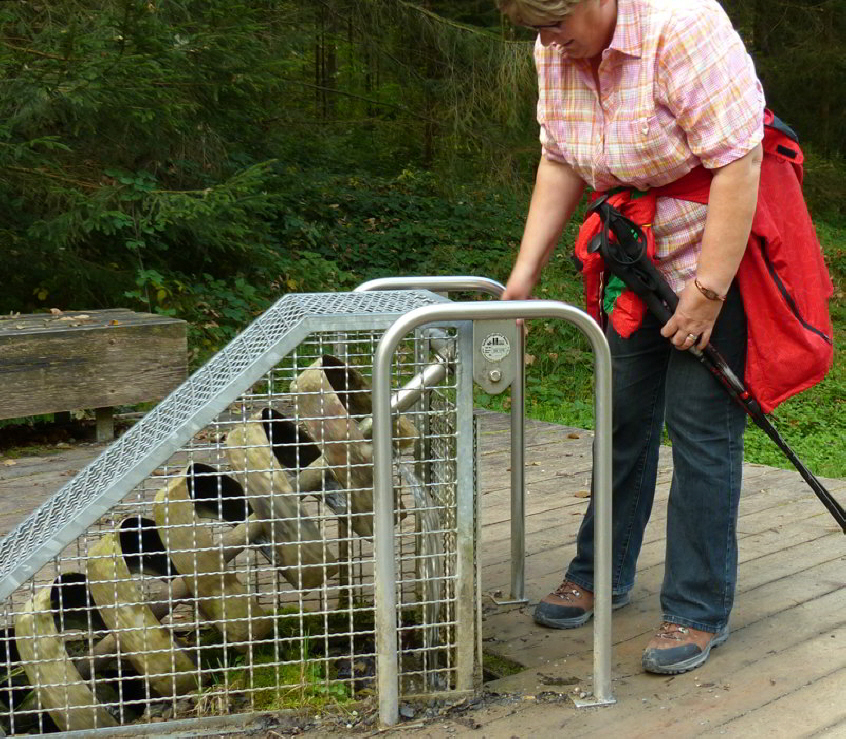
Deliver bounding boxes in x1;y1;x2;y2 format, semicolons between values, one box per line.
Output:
536;0;765;291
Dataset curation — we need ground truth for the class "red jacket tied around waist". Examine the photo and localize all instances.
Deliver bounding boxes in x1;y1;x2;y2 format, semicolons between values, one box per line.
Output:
574;111;834;413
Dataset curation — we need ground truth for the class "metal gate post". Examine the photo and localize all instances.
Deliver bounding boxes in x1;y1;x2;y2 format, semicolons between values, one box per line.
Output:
372;299;615;727
356;277;528;603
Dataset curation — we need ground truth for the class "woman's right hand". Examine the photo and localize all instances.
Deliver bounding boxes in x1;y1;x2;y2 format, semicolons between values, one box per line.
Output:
501;262;538;302
500;156;586;317
502;263;539;334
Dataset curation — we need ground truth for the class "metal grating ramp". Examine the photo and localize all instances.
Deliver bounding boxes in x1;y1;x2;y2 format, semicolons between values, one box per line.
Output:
0;291;447;600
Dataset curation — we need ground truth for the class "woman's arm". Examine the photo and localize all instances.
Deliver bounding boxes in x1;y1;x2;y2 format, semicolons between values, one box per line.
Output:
503;156;586;301
660;143;763;348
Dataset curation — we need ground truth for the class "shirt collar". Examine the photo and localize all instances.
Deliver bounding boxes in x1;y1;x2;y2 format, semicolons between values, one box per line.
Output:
607;0;643;58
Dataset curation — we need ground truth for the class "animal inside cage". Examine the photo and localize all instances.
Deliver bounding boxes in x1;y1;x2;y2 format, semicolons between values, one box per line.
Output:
0;291;480;736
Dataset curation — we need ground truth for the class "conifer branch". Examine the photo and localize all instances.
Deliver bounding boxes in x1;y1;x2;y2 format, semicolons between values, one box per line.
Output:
1;42;73;61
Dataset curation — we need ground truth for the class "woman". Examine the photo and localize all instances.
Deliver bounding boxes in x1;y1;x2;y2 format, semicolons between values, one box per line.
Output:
498;0;764;674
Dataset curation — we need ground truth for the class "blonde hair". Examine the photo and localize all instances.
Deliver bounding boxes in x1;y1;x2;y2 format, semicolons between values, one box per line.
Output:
497;0;583;26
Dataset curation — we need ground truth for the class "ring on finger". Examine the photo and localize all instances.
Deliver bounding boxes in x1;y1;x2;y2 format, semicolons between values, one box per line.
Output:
686;333;697;342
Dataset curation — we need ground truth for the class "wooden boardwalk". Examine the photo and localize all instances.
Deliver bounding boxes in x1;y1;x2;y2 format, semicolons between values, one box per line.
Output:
0;411;844;738
470;410;846;739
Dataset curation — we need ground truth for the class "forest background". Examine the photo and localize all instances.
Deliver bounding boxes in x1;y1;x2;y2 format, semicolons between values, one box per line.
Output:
1;0;843;475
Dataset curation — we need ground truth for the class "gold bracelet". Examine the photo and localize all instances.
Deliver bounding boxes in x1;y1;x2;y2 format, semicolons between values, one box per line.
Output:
694;277;726;302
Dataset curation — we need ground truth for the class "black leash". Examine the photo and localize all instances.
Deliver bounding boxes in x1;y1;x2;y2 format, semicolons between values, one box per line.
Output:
587;194;846;533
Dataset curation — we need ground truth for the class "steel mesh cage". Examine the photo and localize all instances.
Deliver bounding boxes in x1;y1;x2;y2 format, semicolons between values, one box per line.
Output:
0;291;477;736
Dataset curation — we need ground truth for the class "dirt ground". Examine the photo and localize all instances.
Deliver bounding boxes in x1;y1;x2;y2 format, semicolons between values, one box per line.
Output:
210;689;581;739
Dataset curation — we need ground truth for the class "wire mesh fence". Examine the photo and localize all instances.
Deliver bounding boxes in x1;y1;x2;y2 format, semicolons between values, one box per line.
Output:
0;301;474;736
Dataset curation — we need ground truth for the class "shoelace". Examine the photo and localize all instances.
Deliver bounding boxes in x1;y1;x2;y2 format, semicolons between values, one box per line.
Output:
655;622;690;641
552;582;583;601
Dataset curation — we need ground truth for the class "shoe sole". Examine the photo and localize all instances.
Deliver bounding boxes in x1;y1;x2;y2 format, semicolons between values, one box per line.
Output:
533;594;631;630
641;629;730;675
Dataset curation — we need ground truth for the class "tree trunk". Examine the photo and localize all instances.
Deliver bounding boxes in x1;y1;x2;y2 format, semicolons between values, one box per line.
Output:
752;0;771;56
819;1;833;153
324;4;338;120
421;0;437;168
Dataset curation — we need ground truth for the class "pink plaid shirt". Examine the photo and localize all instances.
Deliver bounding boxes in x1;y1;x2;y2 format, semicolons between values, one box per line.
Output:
536;0;765;292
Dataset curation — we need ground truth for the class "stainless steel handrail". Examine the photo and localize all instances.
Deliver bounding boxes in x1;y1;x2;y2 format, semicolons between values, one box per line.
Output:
372;300;614;726
354;275;506;298
355;276;528;604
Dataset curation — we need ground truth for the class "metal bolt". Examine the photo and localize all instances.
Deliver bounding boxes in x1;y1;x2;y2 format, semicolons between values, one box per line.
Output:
488;369;502;383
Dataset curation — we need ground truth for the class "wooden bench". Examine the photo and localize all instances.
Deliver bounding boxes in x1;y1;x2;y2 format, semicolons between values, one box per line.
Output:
0;309;188;441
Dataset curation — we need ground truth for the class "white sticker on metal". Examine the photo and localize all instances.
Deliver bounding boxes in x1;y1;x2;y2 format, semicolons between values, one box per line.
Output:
480;332;510;363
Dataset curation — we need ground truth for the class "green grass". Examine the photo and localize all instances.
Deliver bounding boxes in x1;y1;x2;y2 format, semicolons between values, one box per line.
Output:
0;414;54;429
475;216;846;479
191;606;376;716
482;650;526;681
1;445;64;459
227;656;353;712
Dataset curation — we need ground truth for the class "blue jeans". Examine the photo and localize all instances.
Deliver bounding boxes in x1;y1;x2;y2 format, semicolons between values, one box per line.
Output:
565;284;747;633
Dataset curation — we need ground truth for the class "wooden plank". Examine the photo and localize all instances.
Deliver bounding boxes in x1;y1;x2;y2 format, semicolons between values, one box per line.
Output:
481;451;813;503
0;312;187;419
574;571;844;737
0;443;110;536
706;669;846;738
484;548;843;676
481;503;833;622
479;481;825;567
0;446;102;477
478;431;793;505
0;309;181;336
632;642;846;738
480;504;840;651
478;464;839;571
480;487;819;578
481;579;845;738
479;423;594;451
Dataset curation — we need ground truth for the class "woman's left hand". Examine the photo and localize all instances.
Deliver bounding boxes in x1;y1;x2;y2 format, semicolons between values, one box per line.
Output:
663;144;763;352
659;281;723;350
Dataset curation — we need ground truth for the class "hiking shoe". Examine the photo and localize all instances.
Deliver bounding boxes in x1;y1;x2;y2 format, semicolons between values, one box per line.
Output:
641;622;729;675
533;580;631;630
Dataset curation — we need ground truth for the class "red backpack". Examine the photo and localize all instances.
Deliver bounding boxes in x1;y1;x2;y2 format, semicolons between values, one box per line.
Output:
574;109;834;413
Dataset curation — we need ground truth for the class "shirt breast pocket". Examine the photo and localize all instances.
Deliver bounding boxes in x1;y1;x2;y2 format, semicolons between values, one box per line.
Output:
604;114;686;186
